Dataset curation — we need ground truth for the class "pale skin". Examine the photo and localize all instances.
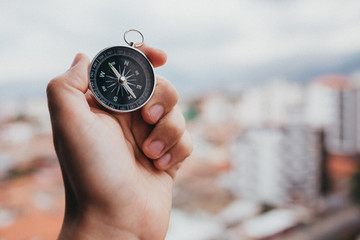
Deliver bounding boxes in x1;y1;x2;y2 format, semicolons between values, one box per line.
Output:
46;45;193;240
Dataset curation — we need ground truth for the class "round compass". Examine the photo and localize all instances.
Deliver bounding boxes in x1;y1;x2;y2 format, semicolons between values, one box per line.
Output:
89;30;155;112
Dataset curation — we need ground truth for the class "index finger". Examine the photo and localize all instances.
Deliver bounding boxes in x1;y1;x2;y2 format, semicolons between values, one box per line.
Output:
137;44;167;68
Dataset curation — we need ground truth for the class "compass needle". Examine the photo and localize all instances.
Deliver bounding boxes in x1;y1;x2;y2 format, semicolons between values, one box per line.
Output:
124;83;137;99
123;85;129;94
108;62;121;79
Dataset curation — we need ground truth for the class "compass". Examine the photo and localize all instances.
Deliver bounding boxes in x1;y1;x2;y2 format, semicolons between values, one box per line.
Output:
89;30;155;112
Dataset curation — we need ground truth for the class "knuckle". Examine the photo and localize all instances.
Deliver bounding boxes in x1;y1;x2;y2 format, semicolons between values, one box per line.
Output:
183;131;193;158
163;118;184;140
173;162;183;171
169;112;186;138
46;77;62;97
169;131;193;163
167;85;179;103
158;107;186;140
156;77;179;105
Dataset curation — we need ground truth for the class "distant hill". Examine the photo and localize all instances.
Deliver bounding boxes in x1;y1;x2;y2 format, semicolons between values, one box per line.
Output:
1;51;360;100
248;51;360;83
0;80;47;100
165;51;360;97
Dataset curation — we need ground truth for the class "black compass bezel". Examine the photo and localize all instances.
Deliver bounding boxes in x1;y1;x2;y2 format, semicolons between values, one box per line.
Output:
89;46;155;112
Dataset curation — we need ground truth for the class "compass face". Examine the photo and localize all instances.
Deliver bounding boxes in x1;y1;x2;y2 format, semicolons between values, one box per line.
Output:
89;46;155;112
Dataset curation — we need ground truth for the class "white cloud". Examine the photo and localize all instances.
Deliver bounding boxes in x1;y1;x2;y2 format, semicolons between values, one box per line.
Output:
0;0;360;88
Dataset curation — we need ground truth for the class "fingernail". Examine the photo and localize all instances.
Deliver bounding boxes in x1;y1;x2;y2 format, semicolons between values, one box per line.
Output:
156;153;171;169
149;104;164;123
70;53;82;68
148;140;165;157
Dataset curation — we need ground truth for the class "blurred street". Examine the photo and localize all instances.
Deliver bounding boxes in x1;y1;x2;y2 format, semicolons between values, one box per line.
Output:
1;74;360;239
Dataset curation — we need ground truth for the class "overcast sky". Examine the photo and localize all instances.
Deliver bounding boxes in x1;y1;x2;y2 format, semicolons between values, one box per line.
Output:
1;0;360;94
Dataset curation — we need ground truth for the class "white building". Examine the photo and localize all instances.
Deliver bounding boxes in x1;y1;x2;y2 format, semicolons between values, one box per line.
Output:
305;75;358;155
198;79;304;128
349;71;360;154
234;79;304;128
229;126;321;206
198;92;233;126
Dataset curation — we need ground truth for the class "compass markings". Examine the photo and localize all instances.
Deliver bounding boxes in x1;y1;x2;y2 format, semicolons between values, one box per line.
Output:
121;66;126;76
106;75;117;80
107;82;117;88
125;69;132;77
111;85;117;93
126;73;134;79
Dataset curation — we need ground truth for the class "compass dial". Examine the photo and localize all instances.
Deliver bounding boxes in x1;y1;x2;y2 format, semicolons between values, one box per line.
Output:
89;46;155;112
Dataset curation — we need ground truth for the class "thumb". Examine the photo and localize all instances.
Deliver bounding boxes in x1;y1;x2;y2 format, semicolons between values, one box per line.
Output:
137;44;167;68
70;53;83;68
47;53;91;122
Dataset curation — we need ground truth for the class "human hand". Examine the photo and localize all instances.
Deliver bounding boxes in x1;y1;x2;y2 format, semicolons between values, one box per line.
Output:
46;45;192;240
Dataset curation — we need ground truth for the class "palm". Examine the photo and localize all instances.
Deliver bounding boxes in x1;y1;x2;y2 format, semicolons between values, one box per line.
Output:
62;107;173;238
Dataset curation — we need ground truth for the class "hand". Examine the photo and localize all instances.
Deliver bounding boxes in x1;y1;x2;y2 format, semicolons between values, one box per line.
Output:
46;45;192;240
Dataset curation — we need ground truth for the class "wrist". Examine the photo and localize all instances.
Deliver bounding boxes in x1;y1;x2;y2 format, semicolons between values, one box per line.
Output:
58;210;141;240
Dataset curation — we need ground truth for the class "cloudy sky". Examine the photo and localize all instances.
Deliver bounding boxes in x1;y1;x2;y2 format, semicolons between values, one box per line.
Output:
1;0;360;95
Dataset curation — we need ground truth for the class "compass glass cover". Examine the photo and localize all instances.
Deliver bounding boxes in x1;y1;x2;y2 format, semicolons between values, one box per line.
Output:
89;46;155;112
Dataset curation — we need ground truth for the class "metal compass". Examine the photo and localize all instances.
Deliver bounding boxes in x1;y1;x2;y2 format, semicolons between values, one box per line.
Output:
89;29;155;112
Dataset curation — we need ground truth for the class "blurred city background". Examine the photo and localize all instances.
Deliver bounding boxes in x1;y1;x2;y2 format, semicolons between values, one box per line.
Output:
1;0;360;239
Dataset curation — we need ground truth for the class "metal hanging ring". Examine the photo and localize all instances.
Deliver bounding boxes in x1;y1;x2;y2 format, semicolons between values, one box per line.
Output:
124;29;144;48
